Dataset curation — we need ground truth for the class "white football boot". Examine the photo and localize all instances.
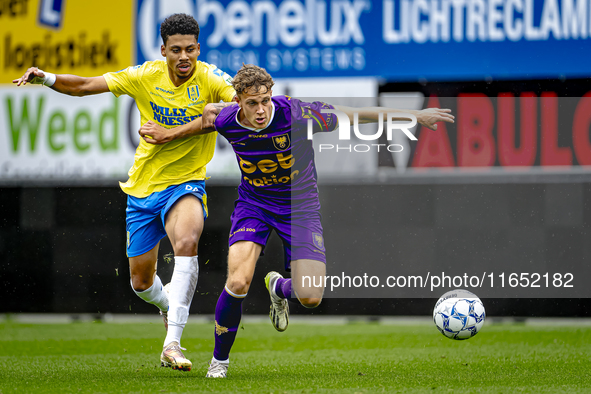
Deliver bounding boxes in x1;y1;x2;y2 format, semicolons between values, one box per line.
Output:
206;358;229;378
264;271;289;332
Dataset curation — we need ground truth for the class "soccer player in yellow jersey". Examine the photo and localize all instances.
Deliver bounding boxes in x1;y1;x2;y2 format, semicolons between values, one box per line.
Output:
13;14;235;371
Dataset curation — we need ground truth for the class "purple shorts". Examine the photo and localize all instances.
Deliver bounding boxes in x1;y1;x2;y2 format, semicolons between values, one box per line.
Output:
228;202;326;270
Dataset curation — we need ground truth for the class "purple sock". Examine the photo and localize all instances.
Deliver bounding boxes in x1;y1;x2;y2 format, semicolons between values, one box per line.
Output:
213;287;245;361
275;277;292;299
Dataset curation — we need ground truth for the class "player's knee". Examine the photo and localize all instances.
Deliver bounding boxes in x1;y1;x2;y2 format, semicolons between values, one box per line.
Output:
172;236;198;256
226;277;252;295
299;297;322;308
130;274;153;292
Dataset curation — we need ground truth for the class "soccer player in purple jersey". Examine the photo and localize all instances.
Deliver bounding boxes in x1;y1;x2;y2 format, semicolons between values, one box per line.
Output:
139;64;454;377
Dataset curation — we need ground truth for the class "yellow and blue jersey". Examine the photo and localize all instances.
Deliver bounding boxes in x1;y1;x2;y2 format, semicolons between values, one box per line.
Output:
103;60;235;198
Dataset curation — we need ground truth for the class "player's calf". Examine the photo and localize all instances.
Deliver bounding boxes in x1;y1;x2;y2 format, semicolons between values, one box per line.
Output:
293;275;324;309
160;283;171;331
290;259;326;309
132;275;170;316
164;256;199;346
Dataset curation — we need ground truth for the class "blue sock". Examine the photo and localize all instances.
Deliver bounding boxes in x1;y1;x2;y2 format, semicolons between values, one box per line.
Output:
213;287;245;361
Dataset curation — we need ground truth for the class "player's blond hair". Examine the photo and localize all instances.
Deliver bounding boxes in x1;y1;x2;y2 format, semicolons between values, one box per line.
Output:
232;64;274;96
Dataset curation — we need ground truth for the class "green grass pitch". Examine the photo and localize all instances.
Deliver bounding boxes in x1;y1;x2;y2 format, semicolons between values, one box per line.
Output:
1;319;590;393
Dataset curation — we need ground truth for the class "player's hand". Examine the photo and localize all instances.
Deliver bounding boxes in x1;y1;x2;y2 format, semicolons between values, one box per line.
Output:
416;108;455;131
202;103;219;129
202;100;237;129
12;67;45;86
139;121;173;145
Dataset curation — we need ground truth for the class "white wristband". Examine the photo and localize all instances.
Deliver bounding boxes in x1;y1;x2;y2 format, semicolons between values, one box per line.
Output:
31;70;57;87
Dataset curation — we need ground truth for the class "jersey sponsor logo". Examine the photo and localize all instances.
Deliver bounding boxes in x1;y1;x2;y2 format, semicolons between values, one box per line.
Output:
248;134;268;139
150;102;187;116
184;184;202;192
239;153;294;174
312;232;325;250
272;133;290;151
149;92;175;101
187;85;200;102
238;153;299;187
243;171;299;188
229;227;256;237
155;87;174;95
149;101;201;126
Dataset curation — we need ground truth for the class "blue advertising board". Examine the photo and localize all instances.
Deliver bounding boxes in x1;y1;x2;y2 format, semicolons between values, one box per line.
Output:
136;0;591;81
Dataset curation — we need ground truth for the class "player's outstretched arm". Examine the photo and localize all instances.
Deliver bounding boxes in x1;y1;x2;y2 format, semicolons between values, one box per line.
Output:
140;101;236;145
413;107;455;130
139;118;215;145
334;105;454;131
12;67;109;96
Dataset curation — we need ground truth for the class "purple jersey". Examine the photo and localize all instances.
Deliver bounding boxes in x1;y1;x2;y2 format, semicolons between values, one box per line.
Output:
214;96;338;214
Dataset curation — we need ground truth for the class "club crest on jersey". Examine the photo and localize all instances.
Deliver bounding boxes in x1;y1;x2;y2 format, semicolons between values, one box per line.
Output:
187;85;199;102
312;232;325;250
273;133;291;151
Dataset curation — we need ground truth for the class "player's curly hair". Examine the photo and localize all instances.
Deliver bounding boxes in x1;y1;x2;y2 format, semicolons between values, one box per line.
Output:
160;13;200;45
232;64;275;96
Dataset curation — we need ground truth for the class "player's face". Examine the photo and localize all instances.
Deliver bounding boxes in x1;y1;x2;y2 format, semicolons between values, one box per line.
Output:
161;34;200;86
237;87;273;129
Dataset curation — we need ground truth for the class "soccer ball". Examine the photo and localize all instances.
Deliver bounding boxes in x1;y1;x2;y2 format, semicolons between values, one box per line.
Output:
433;289;485;340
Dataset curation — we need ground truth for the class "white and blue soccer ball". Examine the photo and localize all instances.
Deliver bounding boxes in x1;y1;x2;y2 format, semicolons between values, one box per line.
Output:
433;289;485;340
